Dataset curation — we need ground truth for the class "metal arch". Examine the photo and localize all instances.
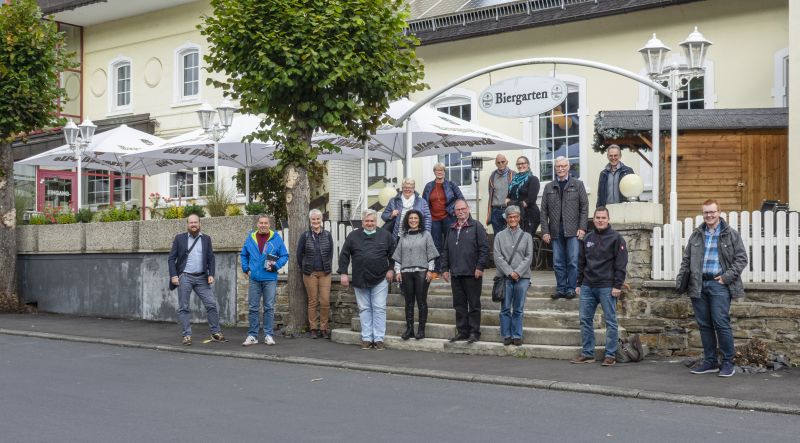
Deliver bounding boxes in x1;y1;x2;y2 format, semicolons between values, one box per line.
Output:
392;57;671;126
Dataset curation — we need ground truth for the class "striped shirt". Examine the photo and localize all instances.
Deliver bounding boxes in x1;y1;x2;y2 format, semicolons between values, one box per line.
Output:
702;224;722;277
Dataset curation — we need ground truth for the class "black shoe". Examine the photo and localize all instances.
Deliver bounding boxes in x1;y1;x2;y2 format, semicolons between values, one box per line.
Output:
512;338;523;346
449;334;469;343
316;329;324;339
310;329;318;339
322;330;331;340
415;325;425;340
401;324;414;341
565;291;576;300
551;292;564;300
467;334;479;344
503;337;512;346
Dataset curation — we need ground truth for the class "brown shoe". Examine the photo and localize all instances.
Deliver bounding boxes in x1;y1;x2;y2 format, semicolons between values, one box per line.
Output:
374;341;385;350
322;330;331;340
570;355;595;364
602;357;616;367
310;329;318;339
361;341;372;350
512;338;523;346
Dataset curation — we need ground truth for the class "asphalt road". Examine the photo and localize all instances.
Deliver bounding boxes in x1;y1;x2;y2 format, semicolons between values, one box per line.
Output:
1;335;797;443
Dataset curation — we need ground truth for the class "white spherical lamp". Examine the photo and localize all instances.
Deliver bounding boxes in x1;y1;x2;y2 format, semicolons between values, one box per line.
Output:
619;173;644;201
378;185;397;207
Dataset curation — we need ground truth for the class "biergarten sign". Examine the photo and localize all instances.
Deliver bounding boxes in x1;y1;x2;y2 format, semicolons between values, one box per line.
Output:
479;76;567;118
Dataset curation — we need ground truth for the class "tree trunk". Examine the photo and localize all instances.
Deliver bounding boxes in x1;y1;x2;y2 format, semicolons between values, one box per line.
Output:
283;160;310;336
0;142;20;312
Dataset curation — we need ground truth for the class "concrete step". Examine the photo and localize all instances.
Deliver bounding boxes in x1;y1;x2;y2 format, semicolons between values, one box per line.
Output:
386;306;602;329
426;282;559;298
352;318;620;346
387;293;580;312
331;329;605;360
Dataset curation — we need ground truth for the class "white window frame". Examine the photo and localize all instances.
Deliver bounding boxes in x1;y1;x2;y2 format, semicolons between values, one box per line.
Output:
532;74;587;186
635;56;716;110
426;88;478;199
173;43;202;106
773;48;789;107
108;56;133;115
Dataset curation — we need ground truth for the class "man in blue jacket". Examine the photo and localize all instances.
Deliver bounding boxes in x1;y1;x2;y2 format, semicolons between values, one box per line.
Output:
168;214;224;346
596;145;634;207
240;214;289;346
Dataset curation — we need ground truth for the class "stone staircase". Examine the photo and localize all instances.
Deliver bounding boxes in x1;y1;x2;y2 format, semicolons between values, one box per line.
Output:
331;276;625;360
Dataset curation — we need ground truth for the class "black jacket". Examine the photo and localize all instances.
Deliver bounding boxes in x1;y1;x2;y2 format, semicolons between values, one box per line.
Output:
596;163;634;207
577;226;627;289
296;229;334;274
337;229;396;288
675;219;748;299
441;217;489;276
168;232;215;278
507;173;541;235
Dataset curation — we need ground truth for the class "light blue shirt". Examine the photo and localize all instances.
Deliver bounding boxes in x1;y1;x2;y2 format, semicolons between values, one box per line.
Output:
183;233;204;273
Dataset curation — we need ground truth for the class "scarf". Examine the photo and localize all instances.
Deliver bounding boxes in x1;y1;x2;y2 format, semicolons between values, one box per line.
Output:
509;170;530;200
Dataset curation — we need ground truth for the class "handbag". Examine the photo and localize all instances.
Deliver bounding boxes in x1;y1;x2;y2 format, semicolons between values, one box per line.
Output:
492;232;525;302
169;235;200;291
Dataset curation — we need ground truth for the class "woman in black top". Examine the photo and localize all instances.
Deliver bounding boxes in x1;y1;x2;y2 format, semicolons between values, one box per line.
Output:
506;156;541;237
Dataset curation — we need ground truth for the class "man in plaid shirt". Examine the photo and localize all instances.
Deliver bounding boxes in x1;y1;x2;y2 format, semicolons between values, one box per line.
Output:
676;199;748;378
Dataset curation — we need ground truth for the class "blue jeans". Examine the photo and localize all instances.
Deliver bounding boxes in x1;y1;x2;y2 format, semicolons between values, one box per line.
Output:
177;273;221;337
431;216;454;273
490;207;506;234
579;286;618;358
248;279;277;337
500;278;529;339
552;235;579;294
692;280;735;365
354;279;389;342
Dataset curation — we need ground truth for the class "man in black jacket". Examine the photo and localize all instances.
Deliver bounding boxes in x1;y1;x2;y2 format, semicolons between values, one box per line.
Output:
338;209;396;350
596;145;634;207
168;214;224;346
442;199;490;343
570;207;627;366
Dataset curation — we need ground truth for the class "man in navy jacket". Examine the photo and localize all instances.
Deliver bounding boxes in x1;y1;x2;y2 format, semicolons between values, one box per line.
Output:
168;214;224;346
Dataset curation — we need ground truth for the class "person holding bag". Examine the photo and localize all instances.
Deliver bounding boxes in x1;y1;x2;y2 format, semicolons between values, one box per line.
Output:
493;206;533;346
392;210;439;340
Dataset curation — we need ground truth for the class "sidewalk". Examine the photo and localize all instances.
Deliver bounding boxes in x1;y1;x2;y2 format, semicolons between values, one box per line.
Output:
1;312;798;415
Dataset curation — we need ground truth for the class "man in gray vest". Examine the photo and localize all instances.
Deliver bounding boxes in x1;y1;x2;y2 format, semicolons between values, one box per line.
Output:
487;154;514;234
596;145;634;207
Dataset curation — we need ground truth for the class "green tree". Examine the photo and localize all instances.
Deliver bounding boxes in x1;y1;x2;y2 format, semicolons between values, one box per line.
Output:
201;0;425;334
0;0;73;312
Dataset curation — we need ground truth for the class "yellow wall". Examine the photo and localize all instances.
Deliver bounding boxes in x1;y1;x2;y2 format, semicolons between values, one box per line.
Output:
408;0;789;221
790;1;800;209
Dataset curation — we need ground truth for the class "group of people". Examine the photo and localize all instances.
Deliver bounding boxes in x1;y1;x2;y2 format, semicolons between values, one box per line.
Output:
167;146;747;376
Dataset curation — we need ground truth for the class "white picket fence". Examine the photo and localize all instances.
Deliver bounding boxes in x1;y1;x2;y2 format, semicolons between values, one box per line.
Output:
275;221;355;275
651;211;800;283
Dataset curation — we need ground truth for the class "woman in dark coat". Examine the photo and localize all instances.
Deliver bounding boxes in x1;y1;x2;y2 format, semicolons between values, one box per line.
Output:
506;156;540;237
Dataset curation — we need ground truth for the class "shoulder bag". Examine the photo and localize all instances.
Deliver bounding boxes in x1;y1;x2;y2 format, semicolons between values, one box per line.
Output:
169;235;200;291
492;231;525;302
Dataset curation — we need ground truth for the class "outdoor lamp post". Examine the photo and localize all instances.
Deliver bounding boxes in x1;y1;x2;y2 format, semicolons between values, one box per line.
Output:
63;119;96;210
467;156;486;220
196;99;236;189
639;27;712;223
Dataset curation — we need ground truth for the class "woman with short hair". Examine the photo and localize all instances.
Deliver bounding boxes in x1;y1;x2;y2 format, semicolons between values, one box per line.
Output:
392;209;439;340
381;177;432;238
296;209;334;339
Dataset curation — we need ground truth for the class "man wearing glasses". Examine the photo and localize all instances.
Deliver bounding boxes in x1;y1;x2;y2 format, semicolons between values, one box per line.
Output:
675;199;747;378
540;156;588;300
487;154;515;234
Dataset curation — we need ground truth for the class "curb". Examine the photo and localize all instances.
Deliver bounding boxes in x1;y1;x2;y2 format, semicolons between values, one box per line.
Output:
3;328;798;416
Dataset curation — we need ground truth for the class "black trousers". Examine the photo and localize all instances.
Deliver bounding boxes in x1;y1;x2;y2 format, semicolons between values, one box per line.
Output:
451;275;482;337
401;270;429;325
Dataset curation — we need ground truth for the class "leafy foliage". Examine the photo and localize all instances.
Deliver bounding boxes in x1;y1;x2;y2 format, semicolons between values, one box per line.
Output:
28;214;46;225
235;162;326;221
204;184;235;217
14;189;33;224
0;0;75;142
97;204;139;222
163;206;184;220
55;211;76;224
75;208;94;223
226;205;242;216
183;204;205;218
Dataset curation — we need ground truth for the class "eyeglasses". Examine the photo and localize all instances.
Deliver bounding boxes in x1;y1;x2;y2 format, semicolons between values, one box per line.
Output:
455;207;469;212
516;162;528;166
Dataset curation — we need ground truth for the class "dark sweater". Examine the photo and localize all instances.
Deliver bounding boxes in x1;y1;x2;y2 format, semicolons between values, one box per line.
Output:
337;229;396;288
577;226;628;289
296;229;334;274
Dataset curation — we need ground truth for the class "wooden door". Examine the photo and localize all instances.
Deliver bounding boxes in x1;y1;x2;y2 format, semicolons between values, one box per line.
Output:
740;130;789;211
664;132;744;220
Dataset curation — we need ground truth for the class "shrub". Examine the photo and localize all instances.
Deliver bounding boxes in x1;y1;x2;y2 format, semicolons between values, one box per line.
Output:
97;204;140;222
226;205;242;216
244;202;266;215
28;214;46;225
204;184;235;217
183;204;205;218
163;206;184;220
75;208;94;223
56;212;77;224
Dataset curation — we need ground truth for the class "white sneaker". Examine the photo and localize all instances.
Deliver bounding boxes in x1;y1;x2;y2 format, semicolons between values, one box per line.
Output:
242;335;258;346
264;335;276;345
